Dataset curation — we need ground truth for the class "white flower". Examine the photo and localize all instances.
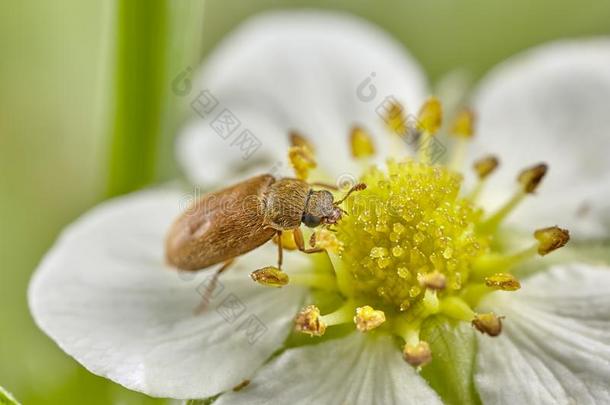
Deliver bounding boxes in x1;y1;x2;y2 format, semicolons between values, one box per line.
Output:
29;10;610;404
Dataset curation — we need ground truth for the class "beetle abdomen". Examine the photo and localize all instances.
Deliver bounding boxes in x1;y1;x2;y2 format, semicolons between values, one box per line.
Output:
165;175;276;271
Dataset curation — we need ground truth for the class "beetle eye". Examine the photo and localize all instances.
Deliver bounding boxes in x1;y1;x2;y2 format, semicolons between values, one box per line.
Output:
302;213;322;228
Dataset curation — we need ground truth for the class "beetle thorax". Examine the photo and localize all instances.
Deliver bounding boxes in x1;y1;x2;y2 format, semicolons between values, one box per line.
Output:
264;178;310;230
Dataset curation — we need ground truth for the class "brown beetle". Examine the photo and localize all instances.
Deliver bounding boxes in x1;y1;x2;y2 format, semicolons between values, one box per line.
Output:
165;174;365;278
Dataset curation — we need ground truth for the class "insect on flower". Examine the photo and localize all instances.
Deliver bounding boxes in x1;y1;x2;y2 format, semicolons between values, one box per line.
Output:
165;168;366;305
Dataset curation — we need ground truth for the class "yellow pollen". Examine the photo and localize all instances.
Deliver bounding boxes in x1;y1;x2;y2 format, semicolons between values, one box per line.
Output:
485;273;521;291
450;108;475;138
250;267;289;287
350;126;376;158
336;159;488;312
354;306;386;332
288;145;316;180
312;229;341;253
534;226;570;255
417;97;442;135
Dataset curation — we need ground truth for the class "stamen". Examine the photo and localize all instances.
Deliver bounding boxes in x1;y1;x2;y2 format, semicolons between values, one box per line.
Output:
472;312;503;337
250;267;289;287
439;296;475;322
327;251;356;297
417;270;447;291
450;108;475;138
288;145;316;180
320;300;358;328
350;126;376;158
403;341;432;367
480;163;548;232
484;273;521;291
421;289;440;316
474;155;499;180
448;108;475;170
289;272;338;291
472;246;538;277
469;155;500;200
383;100;408;135
353;305;386;332
417;97;443;164
534;226;570;255
417;97;442;135
474;225;569;277
518;163;548;193
290;130;315;152
295;305;326;336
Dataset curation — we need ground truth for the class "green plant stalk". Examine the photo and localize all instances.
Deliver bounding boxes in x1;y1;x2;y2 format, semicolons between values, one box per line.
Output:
106;0;168;197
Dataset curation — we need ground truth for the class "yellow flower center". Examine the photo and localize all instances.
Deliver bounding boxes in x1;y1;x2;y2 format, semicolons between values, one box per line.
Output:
337;160;488;313
273;98;570;368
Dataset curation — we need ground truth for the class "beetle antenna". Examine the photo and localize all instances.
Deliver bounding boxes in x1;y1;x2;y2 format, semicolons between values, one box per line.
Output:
335;183;367;206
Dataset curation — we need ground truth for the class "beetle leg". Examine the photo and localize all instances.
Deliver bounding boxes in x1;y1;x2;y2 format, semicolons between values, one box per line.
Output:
194;259;234;315
277;230;284;270
293;227;325;254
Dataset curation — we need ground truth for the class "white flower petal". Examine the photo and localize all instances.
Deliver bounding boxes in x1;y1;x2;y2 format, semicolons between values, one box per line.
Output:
28;188;308;399
215;332;442;405
470;38;610;238
177;10;428;185
475;263;610;405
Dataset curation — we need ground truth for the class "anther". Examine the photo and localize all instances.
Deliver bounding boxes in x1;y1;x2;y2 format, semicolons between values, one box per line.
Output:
403;341;432;367
350;126;376;158
417;97;443;135
485;273;521;291
417;271;447;291
417;97;443;164
250;267;289;287
289;131;315;153
472;312;503;337
534;226;570;255
288;145;316;180
518;163;548;194
468;155;500;199
353;306;386;332
449;108;476;170
473;155;499;180
295;305;326;336
450;108;475;138
384;100;408;135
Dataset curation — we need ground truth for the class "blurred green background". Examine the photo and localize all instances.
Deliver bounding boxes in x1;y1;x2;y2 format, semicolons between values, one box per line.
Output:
1;0;609;403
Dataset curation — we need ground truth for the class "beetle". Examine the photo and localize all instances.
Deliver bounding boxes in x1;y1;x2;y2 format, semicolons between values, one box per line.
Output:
165;174;365;286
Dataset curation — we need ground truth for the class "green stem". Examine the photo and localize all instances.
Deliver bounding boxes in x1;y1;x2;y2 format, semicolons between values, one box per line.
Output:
106;0;168;197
